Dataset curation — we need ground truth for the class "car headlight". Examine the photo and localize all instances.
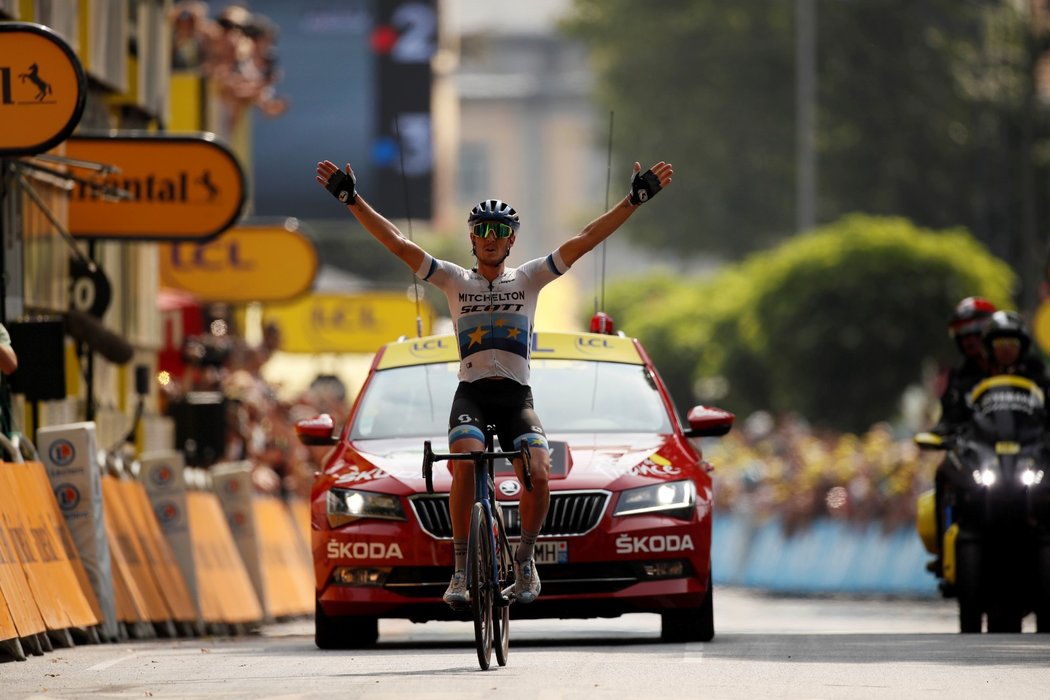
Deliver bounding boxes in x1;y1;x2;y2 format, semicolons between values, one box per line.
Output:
614;480;695;517
327;488;406;528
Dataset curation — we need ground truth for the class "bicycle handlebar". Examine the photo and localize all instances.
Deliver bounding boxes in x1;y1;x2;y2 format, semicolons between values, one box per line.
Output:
421;441;534;494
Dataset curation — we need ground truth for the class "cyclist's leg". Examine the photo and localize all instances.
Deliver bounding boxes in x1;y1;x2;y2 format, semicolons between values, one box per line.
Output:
445;383;486;605
502;394;550;604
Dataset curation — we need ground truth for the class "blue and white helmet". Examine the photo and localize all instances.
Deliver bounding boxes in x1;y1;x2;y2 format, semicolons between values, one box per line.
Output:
467;199;520;230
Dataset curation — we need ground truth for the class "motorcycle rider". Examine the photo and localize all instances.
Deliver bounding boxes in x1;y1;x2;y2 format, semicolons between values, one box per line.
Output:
981;310;1050;394
933;297;996;436
928;297;996;576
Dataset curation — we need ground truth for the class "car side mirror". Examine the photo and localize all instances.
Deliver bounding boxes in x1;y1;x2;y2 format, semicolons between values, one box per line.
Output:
684;405;735;438
914;431;950;451
295;413;339;446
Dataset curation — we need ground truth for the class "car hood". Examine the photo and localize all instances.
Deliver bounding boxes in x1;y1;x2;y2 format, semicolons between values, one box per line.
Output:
322;432;692;493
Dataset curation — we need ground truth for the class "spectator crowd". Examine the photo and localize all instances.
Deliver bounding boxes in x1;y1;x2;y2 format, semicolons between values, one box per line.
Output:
704;411;941;534
170;1;288;134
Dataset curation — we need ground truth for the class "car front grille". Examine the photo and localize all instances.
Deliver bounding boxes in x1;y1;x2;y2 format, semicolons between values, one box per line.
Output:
409;490;609;539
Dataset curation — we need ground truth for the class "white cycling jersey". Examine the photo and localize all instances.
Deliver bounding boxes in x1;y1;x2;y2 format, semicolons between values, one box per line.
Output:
415;251;571;384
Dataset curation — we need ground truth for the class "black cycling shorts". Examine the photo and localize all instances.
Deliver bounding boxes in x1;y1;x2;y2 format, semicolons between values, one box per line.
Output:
447;378;549;453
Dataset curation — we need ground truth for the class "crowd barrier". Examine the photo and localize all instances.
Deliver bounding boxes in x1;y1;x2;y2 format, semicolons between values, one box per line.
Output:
211;462;313;620
1;423;314;662
711;512;937;597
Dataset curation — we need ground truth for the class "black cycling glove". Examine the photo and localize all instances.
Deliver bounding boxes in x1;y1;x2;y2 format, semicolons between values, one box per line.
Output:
629;168;662;205
326;168;357;204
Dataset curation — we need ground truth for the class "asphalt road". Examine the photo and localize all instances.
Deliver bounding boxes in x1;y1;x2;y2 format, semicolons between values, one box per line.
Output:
3;588;1049;699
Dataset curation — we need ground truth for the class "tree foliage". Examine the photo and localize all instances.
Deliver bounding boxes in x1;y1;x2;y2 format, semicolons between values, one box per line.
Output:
598;215;1016;432
563;1;1046;295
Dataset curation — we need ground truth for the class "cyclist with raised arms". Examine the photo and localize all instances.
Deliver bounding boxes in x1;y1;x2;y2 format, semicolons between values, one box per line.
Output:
315;158;673;606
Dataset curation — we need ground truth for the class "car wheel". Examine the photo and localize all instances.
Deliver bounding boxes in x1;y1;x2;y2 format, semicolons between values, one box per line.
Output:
660;571;714;643
315;599;379;649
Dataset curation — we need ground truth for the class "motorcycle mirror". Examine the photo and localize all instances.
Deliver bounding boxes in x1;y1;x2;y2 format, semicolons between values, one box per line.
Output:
914;431;949;450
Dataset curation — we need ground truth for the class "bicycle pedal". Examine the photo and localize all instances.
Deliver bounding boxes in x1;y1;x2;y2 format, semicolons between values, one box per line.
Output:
448;600;471;612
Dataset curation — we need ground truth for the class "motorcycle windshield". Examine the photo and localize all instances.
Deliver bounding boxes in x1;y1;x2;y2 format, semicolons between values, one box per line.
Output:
968;375;1046;443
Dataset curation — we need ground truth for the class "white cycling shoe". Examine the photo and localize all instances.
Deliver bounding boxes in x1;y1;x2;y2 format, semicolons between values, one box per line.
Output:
505;557;541;604
443;570;469;607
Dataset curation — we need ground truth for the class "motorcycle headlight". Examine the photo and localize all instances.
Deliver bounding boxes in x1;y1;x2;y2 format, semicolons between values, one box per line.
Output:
614;480;695;517
972;468;997;487
326;488;406;528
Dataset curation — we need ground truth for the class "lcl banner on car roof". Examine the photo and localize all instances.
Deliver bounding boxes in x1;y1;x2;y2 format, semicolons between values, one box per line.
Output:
0;22;86;155
66;131;246;241
159;221;318;303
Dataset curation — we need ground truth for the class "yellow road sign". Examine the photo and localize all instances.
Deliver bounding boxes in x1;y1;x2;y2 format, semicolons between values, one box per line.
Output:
0;22;86;155
160;222;318;303
263;293;434;354
66;131;245;241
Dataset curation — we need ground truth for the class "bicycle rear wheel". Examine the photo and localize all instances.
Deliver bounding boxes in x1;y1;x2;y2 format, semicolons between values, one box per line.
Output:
468;502;494;670
493;503;511;667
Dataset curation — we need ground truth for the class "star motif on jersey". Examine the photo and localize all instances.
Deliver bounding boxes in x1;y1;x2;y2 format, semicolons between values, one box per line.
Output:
467;326;488;347
506;327;521;340
495;319;506;327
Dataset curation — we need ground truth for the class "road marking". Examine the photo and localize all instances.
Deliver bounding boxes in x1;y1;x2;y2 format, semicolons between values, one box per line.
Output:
87;647;253;671
88;651;145;671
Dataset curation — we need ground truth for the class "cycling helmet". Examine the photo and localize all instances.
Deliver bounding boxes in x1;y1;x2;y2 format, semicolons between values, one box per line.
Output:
982;310;1030;353
949;296;996;338
467;199;520;231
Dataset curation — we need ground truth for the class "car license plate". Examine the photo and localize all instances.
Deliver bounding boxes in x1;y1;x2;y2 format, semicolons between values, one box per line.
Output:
533;541;568;564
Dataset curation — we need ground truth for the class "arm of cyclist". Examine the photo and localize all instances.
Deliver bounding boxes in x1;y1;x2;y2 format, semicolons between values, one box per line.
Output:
557;160;673;267
315;159;427;271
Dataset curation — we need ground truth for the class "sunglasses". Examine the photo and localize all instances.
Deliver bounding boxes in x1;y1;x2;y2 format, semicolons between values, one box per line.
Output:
992;337;1021;349
471;221;514;239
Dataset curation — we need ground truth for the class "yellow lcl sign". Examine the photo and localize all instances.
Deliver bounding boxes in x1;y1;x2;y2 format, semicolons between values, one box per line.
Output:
263;293;434;354
160;223;319;303
0;22;86;155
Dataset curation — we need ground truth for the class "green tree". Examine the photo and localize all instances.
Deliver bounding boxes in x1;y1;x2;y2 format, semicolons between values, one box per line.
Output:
564;1;1045;299
600;215;1015;432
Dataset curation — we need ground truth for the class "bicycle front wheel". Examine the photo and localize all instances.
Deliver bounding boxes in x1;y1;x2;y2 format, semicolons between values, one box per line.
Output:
493;502;511;667
468;502;494;670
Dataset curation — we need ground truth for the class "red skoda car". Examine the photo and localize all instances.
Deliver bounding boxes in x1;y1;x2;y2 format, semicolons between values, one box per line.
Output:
297;327;733;648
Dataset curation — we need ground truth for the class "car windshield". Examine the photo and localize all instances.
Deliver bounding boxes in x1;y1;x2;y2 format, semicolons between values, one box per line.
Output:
350;358;674;439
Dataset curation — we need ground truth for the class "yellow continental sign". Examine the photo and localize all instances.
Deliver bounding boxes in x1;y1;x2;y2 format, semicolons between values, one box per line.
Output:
378;331;644;369
66;131;245;241
159;222;318;303
263;293;434;354
0;22;86;155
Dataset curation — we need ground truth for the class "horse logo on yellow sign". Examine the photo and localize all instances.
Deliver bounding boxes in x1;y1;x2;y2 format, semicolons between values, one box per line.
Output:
0;22;86;155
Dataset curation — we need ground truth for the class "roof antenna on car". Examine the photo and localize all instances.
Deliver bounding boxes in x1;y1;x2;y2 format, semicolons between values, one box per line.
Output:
395;115;425;338
591;111;616;336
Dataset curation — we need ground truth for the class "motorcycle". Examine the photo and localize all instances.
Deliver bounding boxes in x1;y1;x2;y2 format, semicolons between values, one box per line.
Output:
915;374;1050;633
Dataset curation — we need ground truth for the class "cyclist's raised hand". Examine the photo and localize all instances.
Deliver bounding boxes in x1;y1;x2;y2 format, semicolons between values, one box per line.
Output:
628;161;673;205
317;160;357;205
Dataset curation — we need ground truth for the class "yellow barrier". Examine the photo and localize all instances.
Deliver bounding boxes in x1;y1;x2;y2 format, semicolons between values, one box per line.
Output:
101;476;153;625
119;479;198;623
253;497;313;618
18;461;99;629
0;463;98;636
0;469;47;644
187;490;262;625
0;585;19;643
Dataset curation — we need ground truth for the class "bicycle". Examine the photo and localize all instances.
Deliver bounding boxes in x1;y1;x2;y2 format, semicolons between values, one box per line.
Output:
422;429;532;670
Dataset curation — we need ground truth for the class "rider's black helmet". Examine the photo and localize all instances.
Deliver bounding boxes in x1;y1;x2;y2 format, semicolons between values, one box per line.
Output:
982;310;1031;353
467;199;520;231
